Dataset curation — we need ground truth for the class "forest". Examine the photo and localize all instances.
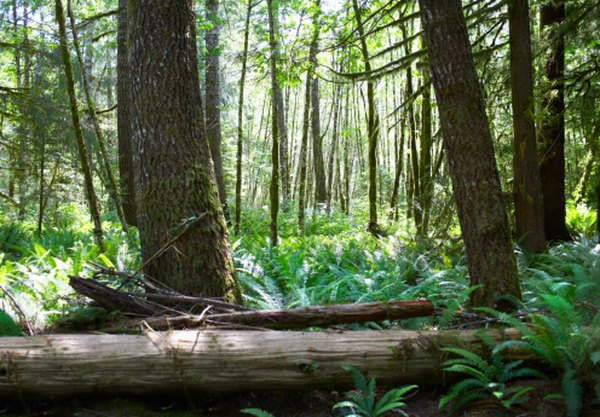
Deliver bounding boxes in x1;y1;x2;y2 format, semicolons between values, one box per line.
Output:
0;0;599;416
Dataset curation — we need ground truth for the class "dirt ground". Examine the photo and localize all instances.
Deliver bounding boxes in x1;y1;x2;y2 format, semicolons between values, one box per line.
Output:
1;380;596;417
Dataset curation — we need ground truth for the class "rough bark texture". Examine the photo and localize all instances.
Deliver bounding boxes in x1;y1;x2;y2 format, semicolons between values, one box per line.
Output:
508;0;546;253
128;0;241;302
298;72;312;234
539;0;571;243
418;0;521;308
55;0;104;251
117;0;137;226
267;0;280;244
0;328;521;397
419;67;433;236
352;0;380;234
205;0;229;220
234;0;253;235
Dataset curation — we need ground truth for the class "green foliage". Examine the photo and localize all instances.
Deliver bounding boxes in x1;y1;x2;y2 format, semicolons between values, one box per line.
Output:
240;408;276;417
439;332;545;413
333;366;417;417
0;309;23;336
566;202;597;237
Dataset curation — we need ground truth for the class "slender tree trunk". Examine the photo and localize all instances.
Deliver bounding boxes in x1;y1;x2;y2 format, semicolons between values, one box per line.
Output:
539;0;570;242
55;0;104;250
205;0;229;222
418;0;521;309
507;0;546;252
418;66;433;237
298;71;312;234
234;0;254;236
327;82;340;212
117;0;136;226
128;0;241;302
267;0;280;245
67;0;128;233
309;1;326;207
352;0;380;234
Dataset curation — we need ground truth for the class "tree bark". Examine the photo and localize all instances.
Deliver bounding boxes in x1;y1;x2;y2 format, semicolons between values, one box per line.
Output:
298;71;312;235
117;0;137;226
234;0;254;235
352;0;380;234
128;0;241;302
55;0;104;251
205;0;229;222
0;328;521;397
267;0;281;244
539;0;571;243
418;0;521;309
508;0;546;253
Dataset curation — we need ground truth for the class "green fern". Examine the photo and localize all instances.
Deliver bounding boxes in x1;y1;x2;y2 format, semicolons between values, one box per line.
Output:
240;408;276;417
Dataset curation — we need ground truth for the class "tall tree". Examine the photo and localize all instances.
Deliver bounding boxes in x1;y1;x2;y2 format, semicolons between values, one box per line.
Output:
55;0;104;250
267;0;281;245
234;0;254;235
128;0;241;301
117;0;136;226
539;0;571;242
508;0;545;252
309;0;326;206
205;0;229;221
298;66;312;234
418;0;521;308
352;0;381;234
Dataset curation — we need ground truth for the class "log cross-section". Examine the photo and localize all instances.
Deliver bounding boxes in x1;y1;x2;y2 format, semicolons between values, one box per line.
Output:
0;329;520;397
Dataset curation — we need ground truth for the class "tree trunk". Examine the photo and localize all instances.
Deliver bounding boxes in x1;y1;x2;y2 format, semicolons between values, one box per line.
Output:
539;0;571;243
0;328;521;396
205;0;229;222
55;0;104;251
67;0;128;234
234;0;254;236
117;0;137;227
508;0;546;253
352;0;380;234
298;71;312;234
419;65;433;236
267;0;281;245
418;0;521;309
128;0;241;302
310;1;327;206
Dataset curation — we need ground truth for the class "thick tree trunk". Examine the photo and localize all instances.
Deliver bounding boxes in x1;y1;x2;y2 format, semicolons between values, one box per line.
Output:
117;0;137;227
67;0;128;234
352;0;380;234
539;0;571;243
0;328;520;397
508;0;546;253
205;0;229;221
55;0;104;251
128;0;241;302
234;0;254;236
418;0;521;309
267;0;281;244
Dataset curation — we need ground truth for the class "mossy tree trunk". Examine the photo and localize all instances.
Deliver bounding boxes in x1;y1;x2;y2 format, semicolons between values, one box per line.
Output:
418;0;521;309
310;0;326;207
128;0;241;302
508;0;546;253
539;0;571;243
55;0;104;251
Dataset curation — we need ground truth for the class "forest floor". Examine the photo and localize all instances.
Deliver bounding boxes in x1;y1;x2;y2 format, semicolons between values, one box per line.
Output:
1;381;596;417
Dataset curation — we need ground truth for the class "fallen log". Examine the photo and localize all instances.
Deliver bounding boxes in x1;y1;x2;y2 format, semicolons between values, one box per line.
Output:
0;328;521;397
127;300;434;330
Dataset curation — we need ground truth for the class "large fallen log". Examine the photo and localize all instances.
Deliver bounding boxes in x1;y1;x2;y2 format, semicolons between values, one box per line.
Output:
0;328;520;397
126;300;434;330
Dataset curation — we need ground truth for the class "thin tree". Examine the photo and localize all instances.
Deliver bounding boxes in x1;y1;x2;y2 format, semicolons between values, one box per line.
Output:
205;0;229;221
418;0;521;308
298;67;312;234
55;0;104;250
508;0;545;252
67;0;128;233
117;0;136;226
234;0;254;236
352;0;381;234
539;0;570;242
128;0;241;301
